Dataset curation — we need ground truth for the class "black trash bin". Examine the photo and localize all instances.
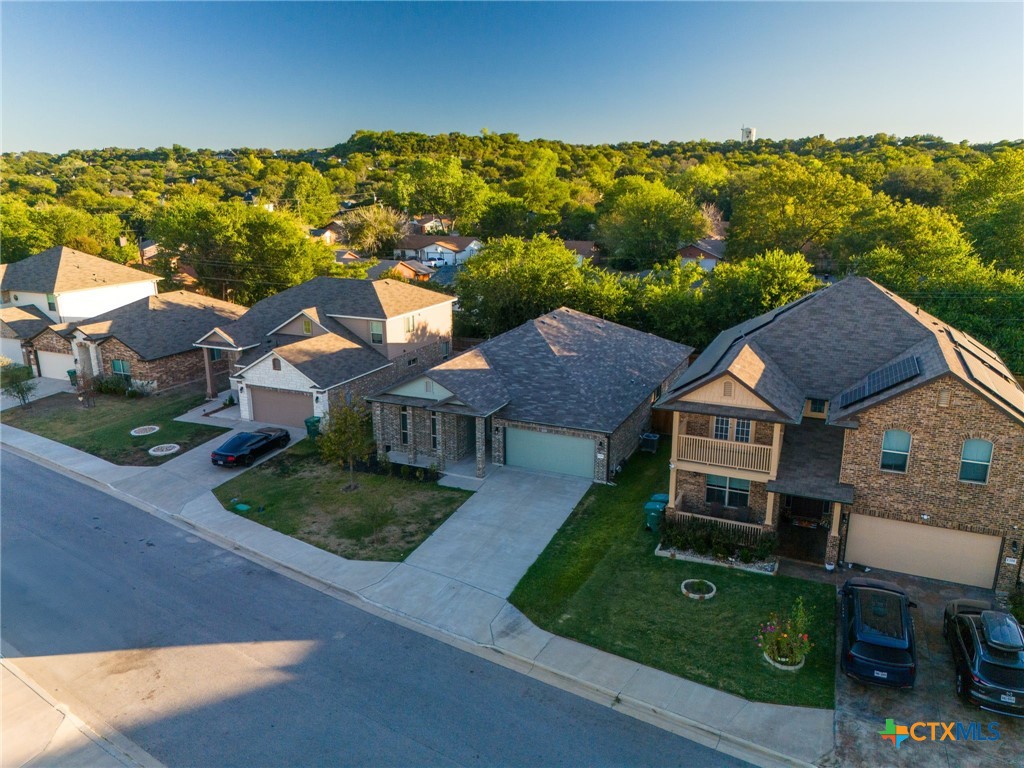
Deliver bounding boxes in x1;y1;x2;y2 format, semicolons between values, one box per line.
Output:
304;416;322;438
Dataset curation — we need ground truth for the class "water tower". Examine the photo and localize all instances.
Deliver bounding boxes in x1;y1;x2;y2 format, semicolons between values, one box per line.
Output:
741;126;756;143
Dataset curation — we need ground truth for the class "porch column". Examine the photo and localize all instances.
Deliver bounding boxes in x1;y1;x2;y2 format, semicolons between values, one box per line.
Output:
769;423;783;479
435;412;446;471
668;467;679;513
825;502;843;568
203;348;216;399
408;410;417;463
474;416;486;478
764;491;776;528
372;402;386;461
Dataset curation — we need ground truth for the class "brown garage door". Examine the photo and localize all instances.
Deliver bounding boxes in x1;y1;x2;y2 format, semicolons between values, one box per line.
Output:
845;514;1001;588
249;386;313;428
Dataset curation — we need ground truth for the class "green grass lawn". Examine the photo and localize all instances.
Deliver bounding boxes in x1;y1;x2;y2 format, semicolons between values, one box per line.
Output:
510;444;837;709
213;440;472;561
1;389;228;465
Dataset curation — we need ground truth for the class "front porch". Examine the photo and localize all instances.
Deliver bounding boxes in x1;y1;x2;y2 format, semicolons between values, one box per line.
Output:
373;399;493;479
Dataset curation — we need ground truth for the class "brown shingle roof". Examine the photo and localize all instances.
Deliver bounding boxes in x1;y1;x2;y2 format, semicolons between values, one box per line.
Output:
0;246;158;293
396;235;480;252
0;305;52;341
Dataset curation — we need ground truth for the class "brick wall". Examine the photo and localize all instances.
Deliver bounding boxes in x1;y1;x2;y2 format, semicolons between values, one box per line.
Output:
839;376;1024;592
97;338;229;392
30;329;72;354
673;469;768;525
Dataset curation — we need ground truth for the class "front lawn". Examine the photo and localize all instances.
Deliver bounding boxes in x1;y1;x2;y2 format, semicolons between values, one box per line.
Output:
1;389;228;465
213;440;472;561
510;444;837;709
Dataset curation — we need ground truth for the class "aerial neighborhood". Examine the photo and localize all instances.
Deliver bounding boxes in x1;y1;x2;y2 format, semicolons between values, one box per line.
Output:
3;130;1023;766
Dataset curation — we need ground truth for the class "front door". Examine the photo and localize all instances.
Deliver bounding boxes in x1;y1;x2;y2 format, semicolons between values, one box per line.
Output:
777;495;830;563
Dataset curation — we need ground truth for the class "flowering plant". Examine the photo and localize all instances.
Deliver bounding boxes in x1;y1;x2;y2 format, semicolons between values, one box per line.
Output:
755;597;813;665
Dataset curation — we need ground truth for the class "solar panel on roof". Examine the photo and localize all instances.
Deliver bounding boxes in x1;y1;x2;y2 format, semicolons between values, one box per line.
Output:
838;357;921;409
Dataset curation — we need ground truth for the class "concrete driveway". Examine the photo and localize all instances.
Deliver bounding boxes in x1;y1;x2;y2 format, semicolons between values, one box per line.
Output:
826;566;1023;768
0;376;75;412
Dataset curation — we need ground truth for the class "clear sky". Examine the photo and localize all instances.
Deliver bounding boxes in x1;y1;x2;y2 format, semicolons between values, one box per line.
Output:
2;1;1021;153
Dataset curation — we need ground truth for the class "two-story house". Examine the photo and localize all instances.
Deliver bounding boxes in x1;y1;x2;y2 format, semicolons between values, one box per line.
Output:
656;277;1024;593
194;277;455;427
393;235;482;266
0;246;160;378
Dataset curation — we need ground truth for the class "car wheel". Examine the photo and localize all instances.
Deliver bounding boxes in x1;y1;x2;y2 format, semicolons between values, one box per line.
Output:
244;454;254;467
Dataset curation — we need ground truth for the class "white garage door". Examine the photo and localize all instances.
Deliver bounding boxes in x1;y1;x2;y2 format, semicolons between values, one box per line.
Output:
845;514;1001;588
1;338;26;365
37;351;75;380
505;427;596;479
249;386;313;428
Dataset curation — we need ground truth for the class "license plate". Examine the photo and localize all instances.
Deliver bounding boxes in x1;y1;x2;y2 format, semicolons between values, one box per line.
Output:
874;670;888;679
1001;693;1016;704
214;459;224;465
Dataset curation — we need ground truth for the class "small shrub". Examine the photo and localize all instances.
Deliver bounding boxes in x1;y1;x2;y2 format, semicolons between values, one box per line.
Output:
92;375;129;396
415;467;425;482
756;596;813;665
753;533;778;561
738;547;754;564
400;464;411;480
687;579;713;595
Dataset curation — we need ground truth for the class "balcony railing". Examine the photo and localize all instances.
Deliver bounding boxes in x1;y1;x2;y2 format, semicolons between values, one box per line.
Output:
666;507;766;545
676;434;773;474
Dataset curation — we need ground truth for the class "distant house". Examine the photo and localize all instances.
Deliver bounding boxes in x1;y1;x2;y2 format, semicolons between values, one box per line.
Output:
563;240;599;266
69;291;247;393
309;228;338;245
324;221;347;239
242;188;275;212
369;308;692;481
393;235;482;266
138;239;160;262
412;215;452;235
366;260;434;282
334;249;365;264
679;238;727;271
428;264;461;288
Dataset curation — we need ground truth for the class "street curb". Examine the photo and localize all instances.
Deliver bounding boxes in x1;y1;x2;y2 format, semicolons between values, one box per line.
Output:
2;441;834;768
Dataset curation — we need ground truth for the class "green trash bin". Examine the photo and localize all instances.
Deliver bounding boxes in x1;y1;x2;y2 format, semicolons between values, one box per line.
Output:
67;369;78;387
644;501;664;533
304;416;322;438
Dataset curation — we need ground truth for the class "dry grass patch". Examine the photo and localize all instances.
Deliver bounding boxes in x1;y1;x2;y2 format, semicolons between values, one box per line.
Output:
213;440;471;561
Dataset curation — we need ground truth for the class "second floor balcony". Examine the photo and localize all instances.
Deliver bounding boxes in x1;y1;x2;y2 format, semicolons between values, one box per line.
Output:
675;434;774;476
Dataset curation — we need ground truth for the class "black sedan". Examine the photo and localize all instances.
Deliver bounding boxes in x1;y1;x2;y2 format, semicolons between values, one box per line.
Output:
211;428;290;467
944;599;1024;717
839;578;917;688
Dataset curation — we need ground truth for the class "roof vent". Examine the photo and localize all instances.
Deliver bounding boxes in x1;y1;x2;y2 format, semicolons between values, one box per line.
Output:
723;380;734;398
937;389;951;408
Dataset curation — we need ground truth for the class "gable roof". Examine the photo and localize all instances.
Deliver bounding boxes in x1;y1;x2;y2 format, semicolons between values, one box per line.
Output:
0;305;52;341
269;334;390;389
681;238;727;260
73;291;246;361
382;308;692;433
0;247;159;294
396;234;480;252
563;240;598;258
366;260;435;279
203;277;454;350
660;277;1024;426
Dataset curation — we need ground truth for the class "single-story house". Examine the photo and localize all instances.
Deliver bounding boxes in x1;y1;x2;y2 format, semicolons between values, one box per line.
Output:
679;238;726;271
393;235;482;266
194;277;456;427
368;307;693;481
412;215;452;234
366;260;435;282
563;240;599;266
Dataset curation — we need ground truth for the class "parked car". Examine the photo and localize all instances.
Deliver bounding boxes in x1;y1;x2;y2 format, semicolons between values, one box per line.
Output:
211;428;290;467
419;256;445;267
943;599;1024;717
839;578;917;687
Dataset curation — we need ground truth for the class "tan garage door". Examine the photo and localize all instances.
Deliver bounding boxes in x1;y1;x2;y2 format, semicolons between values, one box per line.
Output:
249;386;313;428
37;351;75;380
845;514;1001;588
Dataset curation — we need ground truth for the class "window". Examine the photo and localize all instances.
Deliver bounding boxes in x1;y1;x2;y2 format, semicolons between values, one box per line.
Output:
713;416;731;441
405;315;415;333
959;439;992;484
734;419;751;443
440;340;450;359
424;380;434;394
430;412;439;450
809;398;826;414
705;475;751;508
111;359;131;382
46;294;57;312
302;318;312;335
400;407;410;445
407;357;418;367
370;321;383;345
880;429;911;473
651;385;663;405
272;358;281;371
209;348;222;361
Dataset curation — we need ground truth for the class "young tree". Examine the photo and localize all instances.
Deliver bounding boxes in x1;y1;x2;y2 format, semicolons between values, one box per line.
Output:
340;205;408;257
0;360;38;406
317;401;374;490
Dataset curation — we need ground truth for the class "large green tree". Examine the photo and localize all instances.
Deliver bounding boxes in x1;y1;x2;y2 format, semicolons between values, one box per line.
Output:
387;157;488;231
340;205;408;257
596;176;706;270
950;149;1024;271
282;163;337;225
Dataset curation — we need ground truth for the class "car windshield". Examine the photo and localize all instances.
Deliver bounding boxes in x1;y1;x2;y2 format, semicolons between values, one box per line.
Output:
220;434;256;452
851;641;913;667
979;660;1024;690
856;589;905;639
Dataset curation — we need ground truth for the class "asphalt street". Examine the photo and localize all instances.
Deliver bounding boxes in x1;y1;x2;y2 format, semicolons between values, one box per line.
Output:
1;450;749;768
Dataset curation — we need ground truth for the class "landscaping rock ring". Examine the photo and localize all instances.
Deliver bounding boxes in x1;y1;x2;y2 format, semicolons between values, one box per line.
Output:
148;443;180;457
681;579;717;601
130;425;160;436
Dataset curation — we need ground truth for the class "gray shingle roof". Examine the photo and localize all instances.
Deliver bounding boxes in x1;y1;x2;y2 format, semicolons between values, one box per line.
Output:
0;305;52;341
660;277;1024;425
766;420;855;504
366;260;435;279
395;308;692;433
0;247;158;293
270;334;390;389
202;277;454;350
74;291;246;361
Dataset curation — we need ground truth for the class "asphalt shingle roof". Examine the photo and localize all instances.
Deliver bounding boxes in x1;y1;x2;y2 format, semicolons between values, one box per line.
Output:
0;247;158;294
74;291;246;361
409;308;693;433
0;305;52;341
270;334;390;389
366;260;435;279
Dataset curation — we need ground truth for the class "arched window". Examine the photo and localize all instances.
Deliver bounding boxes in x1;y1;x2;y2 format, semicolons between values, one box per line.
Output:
959;439;993;484
271;358;281;371
880;429;911;473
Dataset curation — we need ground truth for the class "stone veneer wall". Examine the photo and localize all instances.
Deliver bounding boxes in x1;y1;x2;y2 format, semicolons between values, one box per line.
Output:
29;328;72;355
97;338;230;392
373;405;473;469
674;469;768;525
839;376;1024;592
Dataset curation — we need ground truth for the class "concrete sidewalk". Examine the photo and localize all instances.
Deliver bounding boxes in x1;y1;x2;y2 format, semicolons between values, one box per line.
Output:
0;425;835;767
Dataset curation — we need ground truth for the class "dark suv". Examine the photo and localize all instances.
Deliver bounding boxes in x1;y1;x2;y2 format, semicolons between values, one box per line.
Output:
840;578;917;688
944;599;1024;718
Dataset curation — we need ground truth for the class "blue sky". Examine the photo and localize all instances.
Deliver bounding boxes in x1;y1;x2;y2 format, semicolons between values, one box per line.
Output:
2;2;1021;152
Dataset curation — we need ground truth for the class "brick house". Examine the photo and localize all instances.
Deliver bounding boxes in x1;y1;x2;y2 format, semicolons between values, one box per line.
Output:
366;260;435;282
679;238;726;271
368;307;692;481
655;277;1024;592
194;277;456;427
67;291;246;392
